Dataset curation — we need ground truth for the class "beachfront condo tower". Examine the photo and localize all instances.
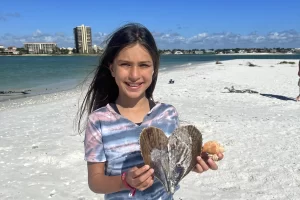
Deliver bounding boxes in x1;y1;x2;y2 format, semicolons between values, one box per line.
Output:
73;24;93;54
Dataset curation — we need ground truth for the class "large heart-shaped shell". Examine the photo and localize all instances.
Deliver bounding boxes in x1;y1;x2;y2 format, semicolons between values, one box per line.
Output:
140;125;202;194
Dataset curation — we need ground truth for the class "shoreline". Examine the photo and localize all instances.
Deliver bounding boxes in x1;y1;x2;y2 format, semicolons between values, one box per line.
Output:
0;80;88;103
0;85;82;111
0;54;100;56
1;53;299;57
216;52;299;55
1;58;298;104
0;61;208;104
1;58;298;107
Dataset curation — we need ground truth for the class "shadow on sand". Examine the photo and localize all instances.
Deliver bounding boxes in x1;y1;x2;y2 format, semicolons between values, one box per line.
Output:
260;93;296;101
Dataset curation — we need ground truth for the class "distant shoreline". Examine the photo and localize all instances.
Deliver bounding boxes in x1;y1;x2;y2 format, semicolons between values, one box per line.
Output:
1;53;299;57
0;54;99;56
215;53;299;56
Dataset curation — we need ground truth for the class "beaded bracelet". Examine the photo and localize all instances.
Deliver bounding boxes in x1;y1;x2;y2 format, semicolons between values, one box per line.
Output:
121;172;136;197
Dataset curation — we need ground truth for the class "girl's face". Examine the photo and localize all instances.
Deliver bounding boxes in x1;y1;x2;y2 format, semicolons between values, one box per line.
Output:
110;43;154;101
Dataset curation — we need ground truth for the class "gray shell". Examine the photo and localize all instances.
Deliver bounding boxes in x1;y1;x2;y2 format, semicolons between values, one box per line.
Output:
140;125;203;194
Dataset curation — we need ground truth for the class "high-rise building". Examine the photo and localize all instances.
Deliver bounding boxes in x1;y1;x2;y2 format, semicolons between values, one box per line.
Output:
73;24;92;54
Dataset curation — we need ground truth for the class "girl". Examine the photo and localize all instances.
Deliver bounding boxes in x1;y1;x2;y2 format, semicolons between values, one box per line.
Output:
78;23;223;200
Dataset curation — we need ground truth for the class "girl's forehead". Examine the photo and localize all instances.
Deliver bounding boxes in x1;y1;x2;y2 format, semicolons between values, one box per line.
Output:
119;43;148;53
115;44;153;62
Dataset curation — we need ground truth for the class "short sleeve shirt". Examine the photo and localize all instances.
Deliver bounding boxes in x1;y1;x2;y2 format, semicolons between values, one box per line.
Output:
84;102;180;200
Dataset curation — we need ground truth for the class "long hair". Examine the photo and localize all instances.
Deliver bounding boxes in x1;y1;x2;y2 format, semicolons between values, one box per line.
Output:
77;23;160;133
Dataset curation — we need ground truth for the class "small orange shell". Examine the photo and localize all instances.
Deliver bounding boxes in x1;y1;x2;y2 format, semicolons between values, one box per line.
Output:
202;141;224;154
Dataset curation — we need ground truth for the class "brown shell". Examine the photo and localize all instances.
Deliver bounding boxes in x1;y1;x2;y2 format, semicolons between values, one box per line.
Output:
140;125;202;194
202;141;225;154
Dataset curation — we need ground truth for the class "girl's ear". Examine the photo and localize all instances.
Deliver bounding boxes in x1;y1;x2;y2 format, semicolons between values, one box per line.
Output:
109;64;115;77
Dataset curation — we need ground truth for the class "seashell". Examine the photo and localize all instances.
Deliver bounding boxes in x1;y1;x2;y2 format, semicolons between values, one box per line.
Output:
140;125;202;194
202;141;224;154
202;141;224;161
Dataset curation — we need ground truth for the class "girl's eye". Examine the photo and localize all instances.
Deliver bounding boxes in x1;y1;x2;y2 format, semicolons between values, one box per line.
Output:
140;64;150;68
121;63;130;66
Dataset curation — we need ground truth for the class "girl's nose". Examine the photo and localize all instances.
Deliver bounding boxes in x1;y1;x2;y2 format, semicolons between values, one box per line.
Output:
128;66;140;81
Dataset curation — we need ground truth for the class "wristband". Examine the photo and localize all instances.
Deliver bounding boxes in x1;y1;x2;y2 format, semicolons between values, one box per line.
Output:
121;172;136;197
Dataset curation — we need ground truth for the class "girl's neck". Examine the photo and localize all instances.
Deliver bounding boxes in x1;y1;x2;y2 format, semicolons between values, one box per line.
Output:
115;95;149;110
115;95;150;124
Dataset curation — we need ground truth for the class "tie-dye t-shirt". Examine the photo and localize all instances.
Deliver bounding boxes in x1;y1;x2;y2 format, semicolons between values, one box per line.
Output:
84;102;180;200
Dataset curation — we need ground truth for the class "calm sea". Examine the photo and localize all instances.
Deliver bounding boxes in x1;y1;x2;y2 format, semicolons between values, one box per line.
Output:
1;54;300;101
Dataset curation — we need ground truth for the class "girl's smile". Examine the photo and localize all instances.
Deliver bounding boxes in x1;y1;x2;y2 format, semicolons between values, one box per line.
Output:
125;81;144;91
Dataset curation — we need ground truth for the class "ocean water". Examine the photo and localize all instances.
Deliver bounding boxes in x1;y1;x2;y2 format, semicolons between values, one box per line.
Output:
1;54;300;101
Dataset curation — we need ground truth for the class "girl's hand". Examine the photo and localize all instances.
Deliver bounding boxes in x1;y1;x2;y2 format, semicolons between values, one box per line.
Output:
193;152;224;173
125;165;154;191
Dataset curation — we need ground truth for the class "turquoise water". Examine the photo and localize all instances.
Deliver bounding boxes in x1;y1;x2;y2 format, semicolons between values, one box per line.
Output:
1;54;300;101
0;56;98;91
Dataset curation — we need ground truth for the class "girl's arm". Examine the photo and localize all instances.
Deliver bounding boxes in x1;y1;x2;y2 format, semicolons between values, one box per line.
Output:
87;162;154;194
87;162;126;194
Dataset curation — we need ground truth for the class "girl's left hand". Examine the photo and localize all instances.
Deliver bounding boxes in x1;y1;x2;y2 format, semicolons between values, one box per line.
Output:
193;152;224;173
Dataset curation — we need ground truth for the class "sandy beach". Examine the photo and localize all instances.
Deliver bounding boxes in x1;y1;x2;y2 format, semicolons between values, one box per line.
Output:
1;59;300;200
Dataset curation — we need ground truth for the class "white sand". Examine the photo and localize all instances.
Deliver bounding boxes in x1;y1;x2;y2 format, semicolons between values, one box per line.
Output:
1;59;300;200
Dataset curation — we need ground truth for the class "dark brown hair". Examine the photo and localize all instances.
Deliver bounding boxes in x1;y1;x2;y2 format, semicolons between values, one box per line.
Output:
77;23;160;133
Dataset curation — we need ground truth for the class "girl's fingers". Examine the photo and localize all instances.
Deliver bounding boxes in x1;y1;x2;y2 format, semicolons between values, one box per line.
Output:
197;156;209;171
131;168;154;187
131;165;150;178
194;163;204;173
136;176;154;191
217;153;224;161
193;153;223;173
206;158;218;170
126;165;152;188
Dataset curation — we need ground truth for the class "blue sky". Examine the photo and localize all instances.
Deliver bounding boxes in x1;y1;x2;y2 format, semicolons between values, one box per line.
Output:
1;0;300;49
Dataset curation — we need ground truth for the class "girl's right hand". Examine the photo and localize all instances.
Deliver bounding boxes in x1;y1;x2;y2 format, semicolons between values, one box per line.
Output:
125;165;154;191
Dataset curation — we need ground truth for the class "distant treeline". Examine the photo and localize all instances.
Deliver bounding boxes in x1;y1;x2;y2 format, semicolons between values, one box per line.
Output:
158;47;298;54
1;47;299;56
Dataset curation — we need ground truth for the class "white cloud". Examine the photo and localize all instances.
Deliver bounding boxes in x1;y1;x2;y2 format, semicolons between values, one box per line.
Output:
154;30;300;49
0;12;20;21
0;30;75;48
32;29;42;37
1;29;300;49
93;32;109;46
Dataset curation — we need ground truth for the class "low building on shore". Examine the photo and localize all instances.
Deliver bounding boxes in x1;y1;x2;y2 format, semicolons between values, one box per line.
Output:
194;50;204;54
24;42;57;54
1;46;19;55
174;51;183;55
